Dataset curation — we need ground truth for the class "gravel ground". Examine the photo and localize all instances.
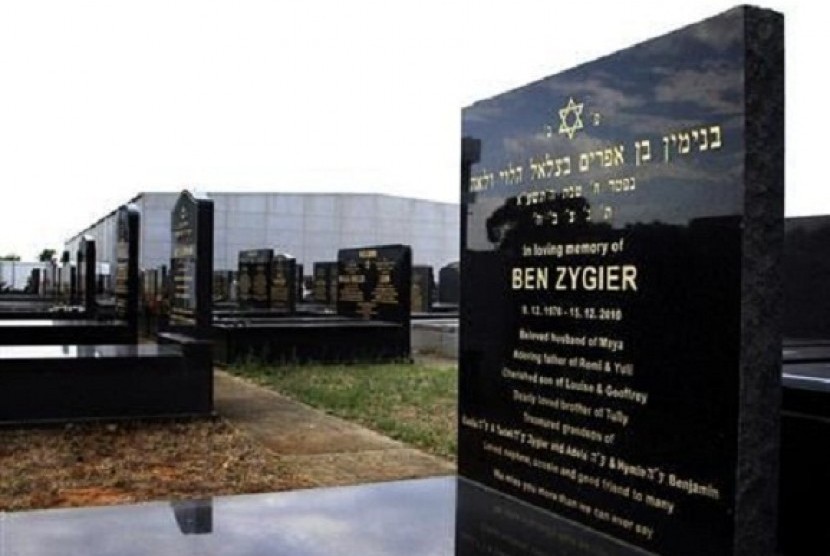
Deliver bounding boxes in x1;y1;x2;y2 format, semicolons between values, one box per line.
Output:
0;418;315;512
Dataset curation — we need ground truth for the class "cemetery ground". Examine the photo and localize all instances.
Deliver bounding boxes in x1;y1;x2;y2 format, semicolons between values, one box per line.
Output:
0;357;457;512
226;356;459;460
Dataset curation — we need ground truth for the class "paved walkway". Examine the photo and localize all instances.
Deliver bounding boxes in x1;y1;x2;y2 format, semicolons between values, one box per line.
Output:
214;371;455;488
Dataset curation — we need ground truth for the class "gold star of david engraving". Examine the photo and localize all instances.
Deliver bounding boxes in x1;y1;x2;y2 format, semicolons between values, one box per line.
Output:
558;96;584;140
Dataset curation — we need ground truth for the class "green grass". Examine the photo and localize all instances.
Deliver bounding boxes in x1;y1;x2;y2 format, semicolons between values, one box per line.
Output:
230;360;458;460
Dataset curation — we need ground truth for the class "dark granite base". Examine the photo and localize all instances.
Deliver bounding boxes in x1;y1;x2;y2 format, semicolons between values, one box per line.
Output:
0;320;133;345
212;318;410;364
411;311;459;320
213;307;334;320
0;342;213;424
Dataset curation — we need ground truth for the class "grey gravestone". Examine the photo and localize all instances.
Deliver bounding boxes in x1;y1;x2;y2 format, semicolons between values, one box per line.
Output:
169;191;213;339
271;253;296;313
115;204;140;341
238;249;273;309
459;7;783;556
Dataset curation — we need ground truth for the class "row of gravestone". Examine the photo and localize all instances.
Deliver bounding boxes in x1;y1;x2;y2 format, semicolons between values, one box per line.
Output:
0;193;213;424
209;259;460;311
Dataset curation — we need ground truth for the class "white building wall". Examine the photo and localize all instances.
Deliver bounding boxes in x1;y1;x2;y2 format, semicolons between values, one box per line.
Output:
65;192;459;274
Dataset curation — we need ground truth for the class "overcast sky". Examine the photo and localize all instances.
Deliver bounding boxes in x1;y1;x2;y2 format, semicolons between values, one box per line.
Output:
0;0;824;259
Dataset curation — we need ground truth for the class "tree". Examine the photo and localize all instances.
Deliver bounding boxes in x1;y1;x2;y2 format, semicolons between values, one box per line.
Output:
0;254;20;261
38;249;56;262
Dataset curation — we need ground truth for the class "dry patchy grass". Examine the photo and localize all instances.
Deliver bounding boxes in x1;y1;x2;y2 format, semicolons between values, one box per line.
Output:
0;418;314;512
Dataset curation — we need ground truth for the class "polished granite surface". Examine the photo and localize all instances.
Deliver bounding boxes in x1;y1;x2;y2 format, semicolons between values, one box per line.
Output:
0;477;654;556
0;320;124;327
782;362;830;392
0;344;182;360
1;478;456;556
782;345;830;363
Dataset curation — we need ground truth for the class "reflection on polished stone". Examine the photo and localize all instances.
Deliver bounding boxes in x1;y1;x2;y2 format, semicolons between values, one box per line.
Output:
3;478;455;556
0;476;685;556
0;477;663;555
171;499;213;535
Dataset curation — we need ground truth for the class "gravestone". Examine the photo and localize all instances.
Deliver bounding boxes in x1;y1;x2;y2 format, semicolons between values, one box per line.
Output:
271;253;296;313
783;216;830;340
78;236;96;315
29;268;41;295
212;271;230;303
313;261;338;305
459;7;783;556
115;204;140;342
438;262;459;304
296;263;304;301
69;266;78;305
238;249;273;309
168;191;213;339
337;245;411;326
411;265;435;313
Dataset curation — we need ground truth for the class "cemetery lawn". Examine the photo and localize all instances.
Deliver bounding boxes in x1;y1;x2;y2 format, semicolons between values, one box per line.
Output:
0;418;314;512
230;360;458;459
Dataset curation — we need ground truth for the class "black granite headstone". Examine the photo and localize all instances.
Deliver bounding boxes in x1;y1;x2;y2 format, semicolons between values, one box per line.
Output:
313;262;338;305
411;265;435;313
438;262;460;304
29;268;41;295
296;263;304;301
69;266;78;305
238;249;273;309
784;216;830;340
78;236;96;315
459;7;783;556
212;270;232;303
337;245;411;326
168;191;213;338
115;204;140;341
271;253;296;313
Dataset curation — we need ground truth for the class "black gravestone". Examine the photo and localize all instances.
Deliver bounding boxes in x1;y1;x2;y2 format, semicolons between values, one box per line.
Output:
238;249;273;309
296;263;304;301
460;7;783;556
438;262;460;304
271;253;296;313
783;216;830;340
29;268;41;295
115;204;140;342
212;270;233;303
168;191;213;339
78;236;96;316
313;262;338;305
411;265;435;313
69;266;78;305
337;245;411;327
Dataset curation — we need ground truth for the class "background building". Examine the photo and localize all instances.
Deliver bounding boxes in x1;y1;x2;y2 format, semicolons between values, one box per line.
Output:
64;192;459;273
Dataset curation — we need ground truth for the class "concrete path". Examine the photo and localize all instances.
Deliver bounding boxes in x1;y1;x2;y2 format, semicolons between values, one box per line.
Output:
214;371;455;488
